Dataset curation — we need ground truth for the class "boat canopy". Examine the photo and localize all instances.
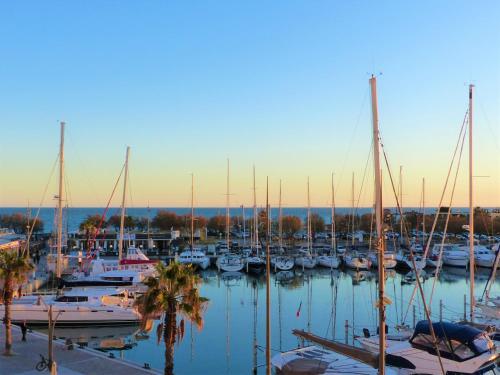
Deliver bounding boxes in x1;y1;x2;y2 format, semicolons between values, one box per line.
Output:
410;321;494;360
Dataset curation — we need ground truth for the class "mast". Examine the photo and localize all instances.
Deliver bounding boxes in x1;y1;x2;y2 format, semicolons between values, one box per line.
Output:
253;166;258;256
331;173;337;255
118;146;130;264
242;205;246;247
307;177;311;253
351;173;355;247
370;75;385;374
56;122;65;279
265;176;271;375
399;166;403;243
191;173;194;251
468;84;475;322
279;179;283;251
422;178;426;246
226;159;230;251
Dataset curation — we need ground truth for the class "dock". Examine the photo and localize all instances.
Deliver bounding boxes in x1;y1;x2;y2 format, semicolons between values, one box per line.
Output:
0;325;159;374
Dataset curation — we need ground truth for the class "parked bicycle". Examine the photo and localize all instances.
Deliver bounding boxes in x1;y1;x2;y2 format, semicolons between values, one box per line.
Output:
35;354;50;372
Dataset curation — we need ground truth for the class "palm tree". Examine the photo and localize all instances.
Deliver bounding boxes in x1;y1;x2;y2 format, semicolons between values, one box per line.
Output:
0;251;34;355
136;261;208;375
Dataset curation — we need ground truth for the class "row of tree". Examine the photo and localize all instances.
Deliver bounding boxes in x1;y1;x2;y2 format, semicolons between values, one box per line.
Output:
0;213;44;234
78;207;500;238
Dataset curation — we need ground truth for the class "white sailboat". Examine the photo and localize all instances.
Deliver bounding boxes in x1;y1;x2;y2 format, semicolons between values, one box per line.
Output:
245;166;266;274
318;174;340;269
271;179;294;272
295;178;317;270
178;174;210;270
217;160;244;273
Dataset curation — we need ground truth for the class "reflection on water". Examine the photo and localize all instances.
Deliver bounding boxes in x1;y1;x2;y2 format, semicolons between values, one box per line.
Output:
46;267;499;374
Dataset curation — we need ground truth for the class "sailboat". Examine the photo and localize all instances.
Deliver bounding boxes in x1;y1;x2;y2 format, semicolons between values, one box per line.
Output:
273;76;500;375
178;174;210;270
318;174;340;269
61;147;158;287
245;166;266;274
217;160;245;273
271;179;294;271
295;178;317;269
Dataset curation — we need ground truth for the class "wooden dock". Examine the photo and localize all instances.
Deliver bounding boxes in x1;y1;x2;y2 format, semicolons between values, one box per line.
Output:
0;325;159;374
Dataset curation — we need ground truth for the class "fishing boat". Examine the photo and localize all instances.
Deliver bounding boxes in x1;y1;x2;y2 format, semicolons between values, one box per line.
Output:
1;288;141;326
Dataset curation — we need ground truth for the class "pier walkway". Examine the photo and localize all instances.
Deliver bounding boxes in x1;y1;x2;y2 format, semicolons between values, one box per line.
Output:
0;325;159;374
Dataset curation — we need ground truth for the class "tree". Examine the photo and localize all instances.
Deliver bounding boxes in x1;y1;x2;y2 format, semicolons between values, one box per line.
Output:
79;214;103;251
207;215;226;234
309;213;325;237
0;213;44;234
152;211;183;231
135;262;208;375
0;251;34;355
281;216;302;238
107;215;122;231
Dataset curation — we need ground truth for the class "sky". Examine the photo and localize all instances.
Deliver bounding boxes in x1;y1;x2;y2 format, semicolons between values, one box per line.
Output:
0;1;498;208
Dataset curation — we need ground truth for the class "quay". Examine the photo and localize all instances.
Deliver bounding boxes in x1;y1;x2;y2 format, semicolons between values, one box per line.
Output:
0;325;159;375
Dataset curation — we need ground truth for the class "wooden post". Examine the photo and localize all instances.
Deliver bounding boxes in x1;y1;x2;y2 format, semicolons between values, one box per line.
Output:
344;320;349;344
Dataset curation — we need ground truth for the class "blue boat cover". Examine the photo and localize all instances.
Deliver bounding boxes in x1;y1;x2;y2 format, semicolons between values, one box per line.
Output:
411;321;482;345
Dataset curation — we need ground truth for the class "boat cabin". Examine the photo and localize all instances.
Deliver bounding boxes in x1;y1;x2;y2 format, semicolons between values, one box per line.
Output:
409;321;495;362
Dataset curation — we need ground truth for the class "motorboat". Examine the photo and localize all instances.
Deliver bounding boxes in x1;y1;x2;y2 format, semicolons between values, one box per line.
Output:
1;288;141;326
216;253;245;272
344;251;371;270
427;243;455;268
293;321;499;374
60;247;158;287
475;246;496;268
270;256;294;271
178;248;210;270
443;246;469;267
317;255;340;269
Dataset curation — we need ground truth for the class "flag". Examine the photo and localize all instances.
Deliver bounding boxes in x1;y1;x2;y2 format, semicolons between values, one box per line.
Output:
296;301;302;318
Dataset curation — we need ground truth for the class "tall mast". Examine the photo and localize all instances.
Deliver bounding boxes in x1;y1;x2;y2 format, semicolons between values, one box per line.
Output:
56;122;65;279
370;75;385;374
278;179;283;251
226;159;230;251
399;166;403;243
422;178;426;246
242;205;246;247
191;173;195;251
253;165;258;255
307;177;311;253
265;176;271;375
331;173;337;255
118;146;130;263
351;173;355;247
469;84;475;322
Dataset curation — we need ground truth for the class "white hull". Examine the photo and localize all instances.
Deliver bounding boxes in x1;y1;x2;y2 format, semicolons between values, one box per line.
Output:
295;256;317;269
344;255;370;270
317;255;340;269
178;251;210;270
443;256;469;267
217;255;245;272
368;253;397;269
271;256;294;271
0;303;140;326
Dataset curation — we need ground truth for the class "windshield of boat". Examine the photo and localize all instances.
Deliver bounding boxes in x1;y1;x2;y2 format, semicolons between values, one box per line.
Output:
54;296;89;302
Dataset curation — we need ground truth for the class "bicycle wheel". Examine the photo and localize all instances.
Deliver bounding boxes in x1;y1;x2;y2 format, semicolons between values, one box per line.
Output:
36;361;47;371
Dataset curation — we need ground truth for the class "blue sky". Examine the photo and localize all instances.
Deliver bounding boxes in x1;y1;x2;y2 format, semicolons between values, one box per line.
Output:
0;1;498;208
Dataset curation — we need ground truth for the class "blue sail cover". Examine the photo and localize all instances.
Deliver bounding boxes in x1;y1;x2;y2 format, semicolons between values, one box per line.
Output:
410;321;486;354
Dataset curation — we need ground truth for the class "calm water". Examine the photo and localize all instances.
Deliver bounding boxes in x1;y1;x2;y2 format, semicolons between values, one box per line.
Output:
45;267;497;374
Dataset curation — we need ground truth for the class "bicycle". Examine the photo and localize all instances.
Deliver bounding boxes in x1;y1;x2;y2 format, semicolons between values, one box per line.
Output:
35;354;50;372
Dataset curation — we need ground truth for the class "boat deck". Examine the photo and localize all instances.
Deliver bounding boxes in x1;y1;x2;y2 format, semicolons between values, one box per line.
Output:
0;325;159;374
